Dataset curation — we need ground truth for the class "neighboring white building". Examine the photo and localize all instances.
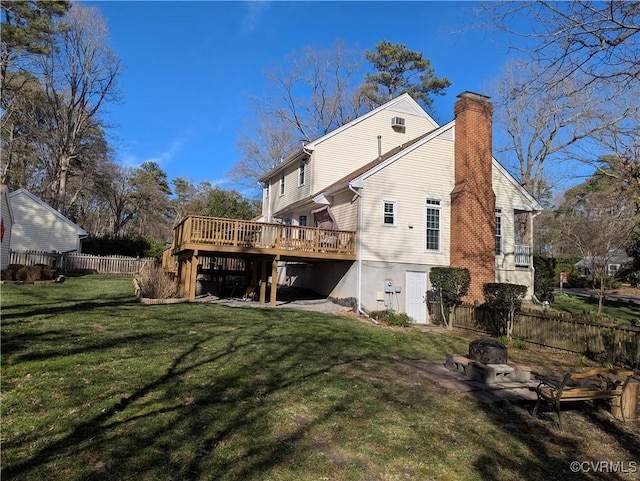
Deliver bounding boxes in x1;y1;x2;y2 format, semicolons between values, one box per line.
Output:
258;92;542;323
1;184;14;270
9;188;88;254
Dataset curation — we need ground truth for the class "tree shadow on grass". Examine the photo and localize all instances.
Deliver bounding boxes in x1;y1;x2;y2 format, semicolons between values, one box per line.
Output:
2;314;377;480
473;396;640;480
1;297;137;322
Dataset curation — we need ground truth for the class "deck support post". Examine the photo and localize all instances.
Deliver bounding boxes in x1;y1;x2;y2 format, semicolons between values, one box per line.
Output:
186;251;199;301
259;260;267;304
270;256;279;307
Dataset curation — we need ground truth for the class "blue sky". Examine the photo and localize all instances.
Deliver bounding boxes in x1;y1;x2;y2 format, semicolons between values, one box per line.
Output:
85;1;521;195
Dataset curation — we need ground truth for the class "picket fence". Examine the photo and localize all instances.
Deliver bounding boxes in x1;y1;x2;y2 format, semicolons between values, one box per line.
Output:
9;250;155;276
429;302;640;366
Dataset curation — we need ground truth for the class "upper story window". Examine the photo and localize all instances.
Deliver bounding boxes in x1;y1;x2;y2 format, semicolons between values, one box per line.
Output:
279;174;285;196
263;181;270;199
426;199;441;250
383;201;396;225
298;162;306;186
495;208;503;255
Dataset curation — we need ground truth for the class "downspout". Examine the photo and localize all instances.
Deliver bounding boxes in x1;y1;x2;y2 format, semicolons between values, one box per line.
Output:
349;179;364;314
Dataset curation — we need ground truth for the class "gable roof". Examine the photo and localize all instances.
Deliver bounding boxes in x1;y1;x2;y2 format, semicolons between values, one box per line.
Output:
9;188;88;237
259;93;438;182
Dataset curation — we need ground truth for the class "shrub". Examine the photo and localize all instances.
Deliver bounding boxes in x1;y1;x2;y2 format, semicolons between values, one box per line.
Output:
15;265;39;282
34;263;57;280
369;310;411;327
483;283;527;338
1;264;23;280
83;235;167;259
429;267;470;329
135;263;179;299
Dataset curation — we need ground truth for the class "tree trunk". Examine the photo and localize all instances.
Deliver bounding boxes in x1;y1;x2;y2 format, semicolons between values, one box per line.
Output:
1;123;15;184
55;154;71;214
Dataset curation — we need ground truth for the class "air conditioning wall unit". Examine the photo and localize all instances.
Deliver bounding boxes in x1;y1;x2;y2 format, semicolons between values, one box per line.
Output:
391;116;405;127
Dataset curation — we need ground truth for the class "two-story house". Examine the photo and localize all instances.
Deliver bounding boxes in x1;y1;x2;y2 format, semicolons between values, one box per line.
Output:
256;91;542;322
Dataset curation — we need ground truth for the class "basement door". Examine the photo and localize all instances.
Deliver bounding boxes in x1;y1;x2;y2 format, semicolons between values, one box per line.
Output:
405;271;428;324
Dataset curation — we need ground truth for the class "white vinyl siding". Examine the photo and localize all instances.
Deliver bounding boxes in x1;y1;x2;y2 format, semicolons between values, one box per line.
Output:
329;190;358;231
9;190;84;253
311;106;437;191
360;136;453;264
269;162;312;217
492;165;536;270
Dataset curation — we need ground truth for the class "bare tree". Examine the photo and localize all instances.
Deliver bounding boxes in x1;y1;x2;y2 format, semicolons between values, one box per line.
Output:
556;169;639;314
491;60;628;200
92;162;138;237
231;41;370;187
33;3;121;214
482;1;639;95
589;86;640;205
483;1;640;201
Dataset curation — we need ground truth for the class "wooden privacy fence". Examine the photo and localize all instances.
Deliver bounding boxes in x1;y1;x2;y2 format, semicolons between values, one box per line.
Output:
429;302;640;366
9;250;155;275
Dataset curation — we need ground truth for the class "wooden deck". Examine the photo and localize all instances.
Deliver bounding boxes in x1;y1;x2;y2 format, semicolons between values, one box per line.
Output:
163;216;357;304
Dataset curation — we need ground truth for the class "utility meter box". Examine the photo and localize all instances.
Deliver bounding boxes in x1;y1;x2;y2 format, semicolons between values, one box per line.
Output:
384;280;394;293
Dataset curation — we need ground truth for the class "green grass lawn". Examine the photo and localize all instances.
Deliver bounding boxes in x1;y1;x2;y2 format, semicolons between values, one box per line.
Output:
2;276;638;481
551;291;640;325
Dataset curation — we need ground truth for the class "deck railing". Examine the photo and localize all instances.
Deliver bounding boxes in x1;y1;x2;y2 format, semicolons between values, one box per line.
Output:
171;216;356;256
514;244;531;267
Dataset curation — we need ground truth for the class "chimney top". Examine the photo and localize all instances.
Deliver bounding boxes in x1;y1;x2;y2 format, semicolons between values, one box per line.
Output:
456;91;491;101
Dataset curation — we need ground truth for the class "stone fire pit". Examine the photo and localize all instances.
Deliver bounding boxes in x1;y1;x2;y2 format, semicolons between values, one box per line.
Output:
446;338;531;384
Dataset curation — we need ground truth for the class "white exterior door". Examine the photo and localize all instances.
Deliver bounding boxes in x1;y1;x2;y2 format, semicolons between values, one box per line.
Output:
405;271;428;324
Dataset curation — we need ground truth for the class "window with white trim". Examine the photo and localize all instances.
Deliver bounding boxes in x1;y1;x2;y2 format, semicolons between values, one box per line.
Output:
495;208;503;255
279;174;285;196
383;201;396;225
298;162;306;186
298;215;307;226
426;199;441;250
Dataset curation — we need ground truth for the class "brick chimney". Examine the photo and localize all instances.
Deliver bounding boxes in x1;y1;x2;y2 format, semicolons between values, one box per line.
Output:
450;92;496;303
